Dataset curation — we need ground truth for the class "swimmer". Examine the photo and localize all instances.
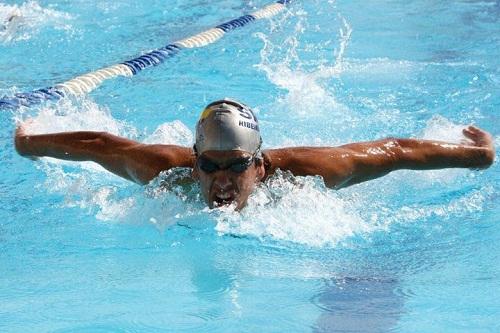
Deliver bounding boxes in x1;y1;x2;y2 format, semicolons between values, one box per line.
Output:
1;9;22;40
1;9;21;28
14;99;495;210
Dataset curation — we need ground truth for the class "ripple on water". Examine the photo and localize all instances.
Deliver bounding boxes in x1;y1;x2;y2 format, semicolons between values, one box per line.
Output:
124;312;213;333
310;276;404;333
52;326;126;333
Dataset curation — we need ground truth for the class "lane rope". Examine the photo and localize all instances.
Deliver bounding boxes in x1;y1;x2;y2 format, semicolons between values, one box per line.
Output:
0;0;292;110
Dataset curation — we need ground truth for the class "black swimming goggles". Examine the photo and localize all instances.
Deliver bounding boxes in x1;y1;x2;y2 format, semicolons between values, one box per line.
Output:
197;155;255;174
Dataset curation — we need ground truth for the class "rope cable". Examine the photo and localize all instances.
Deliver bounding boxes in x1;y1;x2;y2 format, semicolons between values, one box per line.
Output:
0;0;292;110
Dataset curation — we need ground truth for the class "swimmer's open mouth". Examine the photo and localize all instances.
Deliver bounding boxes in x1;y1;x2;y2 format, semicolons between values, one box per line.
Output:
213;193;236;207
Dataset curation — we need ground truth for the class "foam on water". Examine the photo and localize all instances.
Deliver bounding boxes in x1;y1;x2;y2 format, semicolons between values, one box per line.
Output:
40;164;136;220
389;185;494;224
214;170;376;247
0;1;73;43
204;167;485;248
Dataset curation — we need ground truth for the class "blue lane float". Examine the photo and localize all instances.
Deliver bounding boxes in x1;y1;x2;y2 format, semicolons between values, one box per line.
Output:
0;0;293;110
122;44;180;75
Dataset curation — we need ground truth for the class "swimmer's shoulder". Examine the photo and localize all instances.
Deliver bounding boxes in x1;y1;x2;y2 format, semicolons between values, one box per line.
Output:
140;144;195;169
262;148;296;180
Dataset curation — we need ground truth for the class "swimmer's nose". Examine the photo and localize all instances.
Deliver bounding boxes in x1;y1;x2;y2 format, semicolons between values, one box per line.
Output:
213;171;232;191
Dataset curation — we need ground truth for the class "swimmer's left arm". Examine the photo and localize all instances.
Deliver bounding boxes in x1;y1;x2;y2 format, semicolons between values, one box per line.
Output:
263;126;495;188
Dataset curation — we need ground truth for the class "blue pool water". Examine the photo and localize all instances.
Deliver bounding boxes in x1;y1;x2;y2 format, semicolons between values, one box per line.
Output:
1;0;499;332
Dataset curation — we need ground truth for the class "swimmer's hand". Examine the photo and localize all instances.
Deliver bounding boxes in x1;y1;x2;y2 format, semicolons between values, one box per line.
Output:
462;125;495;169
15;122;28;154
14;121;39;160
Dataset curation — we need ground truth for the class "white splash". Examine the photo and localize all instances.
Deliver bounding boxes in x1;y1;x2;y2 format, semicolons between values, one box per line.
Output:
420;115;468;143
213;113;493;247
214;171;379;247
0;1;73;43
17;98;138;221
315;17;352;78
254;12;352;118
26;109;490;246
16;97;135;136
387;185;493;224
20;98;200;226
410;115;470;184
143;120;194;146
342;58;416;77
39;161;204;227
37;162;134;219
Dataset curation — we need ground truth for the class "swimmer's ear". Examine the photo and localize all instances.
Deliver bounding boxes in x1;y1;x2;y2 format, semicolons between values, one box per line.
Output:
255;158;265;181
192;164;199;180
191;146;199;180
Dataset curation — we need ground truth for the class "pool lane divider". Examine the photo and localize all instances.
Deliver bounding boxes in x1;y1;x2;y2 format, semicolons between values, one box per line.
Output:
0;0;292;110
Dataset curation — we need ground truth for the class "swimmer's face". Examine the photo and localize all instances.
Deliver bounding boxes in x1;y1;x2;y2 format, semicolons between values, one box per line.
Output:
192;150;265;210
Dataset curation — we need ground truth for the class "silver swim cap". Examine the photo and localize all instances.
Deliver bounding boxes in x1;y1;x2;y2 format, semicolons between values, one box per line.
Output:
195;99;262;156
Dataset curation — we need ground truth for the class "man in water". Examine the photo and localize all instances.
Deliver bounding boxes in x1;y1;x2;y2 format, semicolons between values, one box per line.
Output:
14;99;495;210
1;9;22;32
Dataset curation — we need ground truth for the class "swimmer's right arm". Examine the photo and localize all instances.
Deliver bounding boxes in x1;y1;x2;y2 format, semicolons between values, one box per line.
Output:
15;126;195;184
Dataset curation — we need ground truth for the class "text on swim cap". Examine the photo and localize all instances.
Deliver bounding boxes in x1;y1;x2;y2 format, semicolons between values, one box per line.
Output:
239;120;259;131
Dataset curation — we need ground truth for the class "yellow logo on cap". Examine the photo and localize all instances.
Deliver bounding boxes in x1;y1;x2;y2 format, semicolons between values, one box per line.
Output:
199;107;216;120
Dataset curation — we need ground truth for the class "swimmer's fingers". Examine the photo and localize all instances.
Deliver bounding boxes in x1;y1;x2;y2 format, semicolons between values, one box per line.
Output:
15;118;35;136
15;122;26;137
462;125;495;168
14;119;39;160
462;125;493;148
462;125;478;138
460;126;476;145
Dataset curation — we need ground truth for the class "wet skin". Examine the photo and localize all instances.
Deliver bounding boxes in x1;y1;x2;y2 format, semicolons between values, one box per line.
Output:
14;124;495;210
192;150;266;210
